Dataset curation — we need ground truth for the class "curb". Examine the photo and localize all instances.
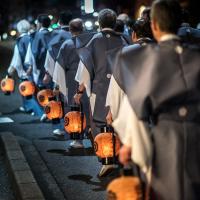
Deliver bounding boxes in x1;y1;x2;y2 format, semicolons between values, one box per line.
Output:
0;132;45;200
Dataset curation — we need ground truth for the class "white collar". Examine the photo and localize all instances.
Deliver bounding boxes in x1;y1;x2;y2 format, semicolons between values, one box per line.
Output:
19;33;28;37
101;28;114;31
39;27;48;32
160;34;180;42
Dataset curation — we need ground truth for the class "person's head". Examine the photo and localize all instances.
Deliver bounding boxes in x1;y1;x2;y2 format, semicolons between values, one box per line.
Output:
58;11;72;26
117;13;129;25
69;18;83;36
150;0;182;41
132;18;152;42
141;7;151;22
37;14;51;29
98;8;117;29
114;19;124;33
17;19;30;34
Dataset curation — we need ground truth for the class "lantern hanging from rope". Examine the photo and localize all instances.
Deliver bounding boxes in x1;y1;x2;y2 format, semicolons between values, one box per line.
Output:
37;89;54;107
44;100;63;123
107;166;142;200
1;76;15;95
19;80;35;99
94;125;121;165
64;104;86;139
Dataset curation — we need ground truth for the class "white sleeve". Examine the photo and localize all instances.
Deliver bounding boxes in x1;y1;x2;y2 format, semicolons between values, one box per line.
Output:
44;51;55;77
24;43;33;66
106;75;124;120
112;95;153;173
75;60;91;97
53;61;67;97
8;45;26;78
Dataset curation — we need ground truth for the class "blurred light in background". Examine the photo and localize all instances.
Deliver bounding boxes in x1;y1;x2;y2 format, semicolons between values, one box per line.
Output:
137;5;146;19
93;12;99;17
95;21;99;26
48;15;54;20
84;0;94;14
10;30;17;36
84;20;93;30
51;23;59;29
2;33;8;40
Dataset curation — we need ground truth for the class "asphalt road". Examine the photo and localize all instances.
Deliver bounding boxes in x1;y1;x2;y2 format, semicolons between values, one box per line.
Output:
0;41;119;200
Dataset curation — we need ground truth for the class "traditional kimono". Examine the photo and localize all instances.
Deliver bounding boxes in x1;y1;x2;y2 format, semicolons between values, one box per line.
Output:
25;28;52;86
112;34;200;200
44;27;72;77
106;38;153;121
8;33;43;116
53;32;95;117
75;29;129;136
8;33;30;78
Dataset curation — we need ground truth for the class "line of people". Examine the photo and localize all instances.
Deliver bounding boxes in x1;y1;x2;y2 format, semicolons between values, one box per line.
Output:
6;0;200;199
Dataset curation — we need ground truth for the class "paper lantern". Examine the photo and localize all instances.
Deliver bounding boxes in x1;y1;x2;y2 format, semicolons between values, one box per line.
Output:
1;76;14;95
37;89;54;107
94;126;121;165
64;104;86;139
107;173;142;200
45;100;63;121
19;80;35;98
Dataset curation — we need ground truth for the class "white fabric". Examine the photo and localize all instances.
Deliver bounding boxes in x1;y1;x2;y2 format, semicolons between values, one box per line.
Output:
106;75;124;120
24;43;33;66
44;51;55;77
90;93;96;116
112;95;153;174
24;42;40;84
53;61;67;97
75;60;91;97
160;34;180;42
8;45;27;78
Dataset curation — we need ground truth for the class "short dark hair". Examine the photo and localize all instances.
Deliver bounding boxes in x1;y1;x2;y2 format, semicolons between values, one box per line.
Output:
141;7;151;22
98;9;117;29
37;14;51;28
59;11;72;25
114;19;124;33
151;0;182;33
133;18;152;39
69;18;83;34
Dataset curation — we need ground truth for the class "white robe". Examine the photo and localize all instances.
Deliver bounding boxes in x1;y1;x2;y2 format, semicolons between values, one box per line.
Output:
112;95;152;175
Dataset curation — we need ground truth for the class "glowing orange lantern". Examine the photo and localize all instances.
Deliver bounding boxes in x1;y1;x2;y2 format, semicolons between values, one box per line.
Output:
37;89;54;107
45;100;63;121
64;104;86;139
1;76;14;95
94;126;121;165
107;170;142;200
19;80;35;98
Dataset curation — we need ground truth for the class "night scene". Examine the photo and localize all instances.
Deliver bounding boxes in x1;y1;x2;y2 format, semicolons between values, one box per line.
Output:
0;0;200;200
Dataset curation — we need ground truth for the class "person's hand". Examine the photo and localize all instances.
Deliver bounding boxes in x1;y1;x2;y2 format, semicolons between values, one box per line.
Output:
53;87;60;97
26;66;32;76
43;73;51;85
106;109;113;125
74;93;83;104
119;145;132;166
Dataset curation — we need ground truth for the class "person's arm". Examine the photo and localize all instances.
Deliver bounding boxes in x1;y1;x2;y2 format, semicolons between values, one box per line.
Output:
106;75;125;124
112;95;153;174
73;60;91;104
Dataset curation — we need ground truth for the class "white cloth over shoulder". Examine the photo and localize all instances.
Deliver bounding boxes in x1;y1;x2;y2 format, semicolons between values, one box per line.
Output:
112;94;153;173
44;50;55;77
8;45;27;78
75;60;91;97
24;42;40;83
53;61;67;97
106;75;124;120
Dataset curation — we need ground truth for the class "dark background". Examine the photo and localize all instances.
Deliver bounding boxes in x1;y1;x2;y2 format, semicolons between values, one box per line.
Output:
0;0;200;35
